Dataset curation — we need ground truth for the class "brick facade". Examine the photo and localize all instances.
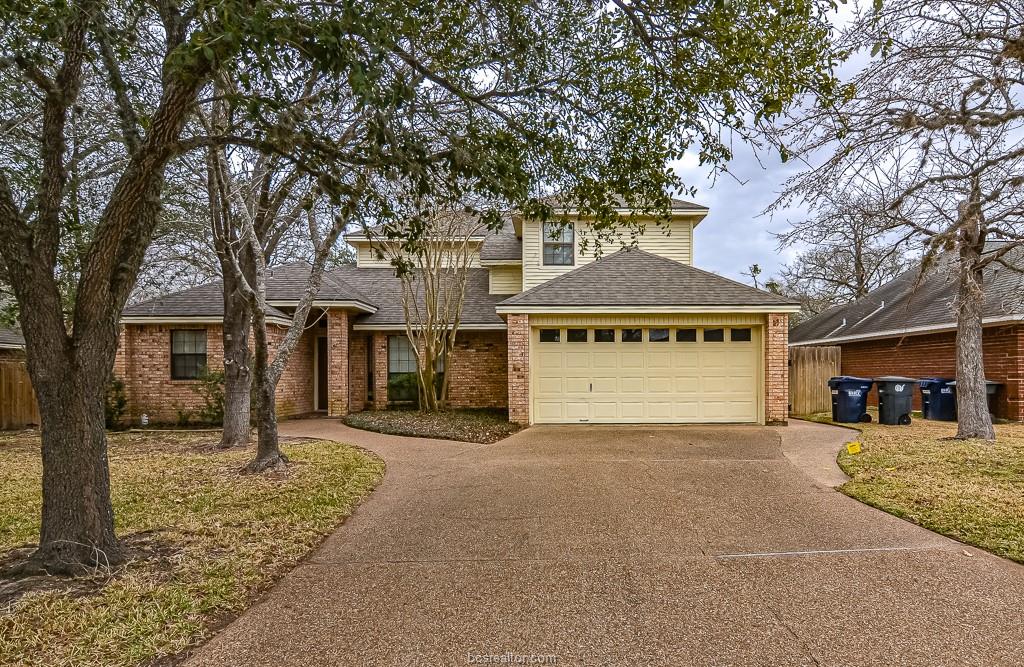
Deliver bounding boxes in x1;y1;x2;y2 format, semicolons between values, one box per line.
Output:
764;313;790;425
372;332;388;410
838;325;1024;421
326;309;350;416
116;323;315;424
506;314;530;424
445;331;508;409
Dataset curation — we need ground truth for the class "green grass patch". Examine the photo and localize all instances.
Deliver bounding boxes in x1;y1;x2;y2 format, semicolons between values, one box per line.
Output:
344;408;520;443
0;431;384;667
800;414;1024;564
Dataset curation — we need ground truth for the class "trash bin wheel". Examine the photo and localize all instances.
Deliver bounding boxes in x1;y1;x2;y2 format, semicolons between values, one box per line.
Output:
859;413;872;423
898;414;912;426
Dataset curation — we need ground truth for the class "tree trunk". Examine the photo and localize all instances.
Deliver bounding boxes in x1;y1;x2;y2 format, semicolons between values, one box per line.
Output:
242;317;287;473
955;243;995;439
219;271;252;448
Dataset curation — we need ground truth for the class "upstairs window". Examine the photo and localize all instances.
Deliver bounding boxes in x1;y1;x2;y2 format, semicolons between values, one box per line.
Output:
171;330;207;379
542;222;574;265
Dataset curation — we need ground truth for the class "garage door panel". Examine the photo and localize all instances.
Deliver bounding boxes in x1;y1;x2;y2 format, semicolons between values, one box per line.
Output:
532;326;759;424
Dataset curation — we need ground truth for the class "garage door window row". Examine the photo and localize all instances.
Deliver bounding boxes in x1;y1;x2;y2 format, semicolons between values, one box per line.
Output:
538;327;753;344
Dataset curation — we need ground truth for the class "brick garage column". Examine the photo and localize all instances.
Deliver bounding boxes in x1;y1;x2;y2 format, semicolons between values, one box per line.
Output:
372;332;388;410
327;309;349;416
506;314;530;425
764;313;789;425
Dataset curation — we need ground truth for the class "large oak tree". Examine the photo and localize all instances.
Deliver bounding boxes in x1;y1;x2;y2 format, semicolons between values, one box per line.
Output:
1;0;837;573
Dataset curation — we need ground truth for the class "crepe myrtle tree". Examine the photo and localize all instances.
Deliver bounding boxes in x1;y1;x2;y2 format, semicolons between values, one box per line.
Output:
772;0;1024;439
0;0;838;573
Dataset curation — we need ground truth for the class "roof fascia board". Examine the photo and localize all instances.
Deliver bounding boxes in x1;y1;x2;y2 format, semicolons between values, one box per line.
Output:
789;314;1024;347
495;304;801;314
479;259;523;266
352;323;507;331
266;299;377;313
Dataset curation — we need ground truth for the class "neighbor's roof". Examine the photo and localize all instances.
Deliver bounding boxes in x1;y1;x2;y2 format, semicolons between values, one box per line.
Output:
497;249;798;310
0;325;24;349
789;242;1024;346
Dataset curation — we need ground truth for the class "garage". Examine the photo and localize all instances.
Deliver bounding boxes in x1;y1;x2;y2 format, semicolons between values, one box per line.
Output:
532;325;760;423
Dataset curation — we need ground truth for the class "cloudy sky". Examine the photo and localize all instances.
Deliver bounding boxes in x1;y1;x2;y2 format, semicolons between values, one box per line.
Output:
675;146;807;284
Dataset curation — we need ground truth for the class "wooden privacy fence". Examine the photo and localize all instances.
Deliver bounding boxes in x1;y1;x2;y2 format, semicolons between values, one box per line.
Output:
789;346;841;416
0;361;40;430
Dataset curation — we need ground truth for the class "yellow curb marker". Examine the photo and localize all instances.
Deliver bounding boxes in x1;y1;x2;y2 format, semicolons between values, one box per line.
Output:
846;441;862;455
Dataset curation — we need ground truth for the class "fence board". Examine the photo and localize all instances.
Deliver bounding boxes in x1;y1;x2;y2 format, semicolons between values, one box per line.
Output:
0;361;40;430
789;346;841;416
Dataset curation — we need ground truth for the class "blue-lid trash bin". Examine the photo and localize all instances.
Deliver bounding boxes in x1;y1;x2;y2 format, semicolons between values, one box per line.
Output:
875;377;917;425
827;376;873;423
919;378;955;420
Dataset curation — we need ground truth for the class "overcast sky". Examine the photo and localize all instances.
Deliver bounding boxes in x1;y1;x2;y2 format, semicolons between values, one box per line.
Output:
674;145;807;285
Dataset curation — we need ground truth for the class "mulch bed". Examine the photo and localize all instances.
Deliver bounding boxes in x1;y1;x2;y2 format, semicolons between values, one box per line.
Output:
343;409;521;444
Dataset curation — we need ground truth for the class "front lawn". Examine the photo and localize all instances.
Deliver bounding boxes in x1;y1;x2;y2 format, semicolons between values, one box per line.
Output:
343;408;520;443
0;431;384;667
806;415;1024;564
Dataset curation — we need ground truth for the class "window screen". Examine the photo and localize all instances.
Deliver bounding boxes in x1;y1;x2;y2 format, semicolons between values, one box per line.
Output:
567;328;588;343
730;328;752;342
542;222;574;265
594;329;615;342
539;329;561;342
676;328;697;342
621;328;642;342
171;330;207;379
703;328;725;342
648;328;669;342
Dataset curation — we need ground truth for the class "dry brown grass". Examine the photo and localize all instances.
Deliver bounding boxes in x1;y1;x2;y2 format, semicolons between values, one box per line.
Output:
0;431;384;667
803;415;1024;564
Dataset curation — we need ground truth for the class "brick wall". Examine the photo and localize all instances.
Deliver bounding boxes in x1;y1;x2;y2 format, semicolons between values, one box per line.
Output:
446;331;508;409
506;314;530;424
372;332;388;410
348;332;368;413
326;309;350;416
839;325;1024;420
765;313;790;425
118;323;315;424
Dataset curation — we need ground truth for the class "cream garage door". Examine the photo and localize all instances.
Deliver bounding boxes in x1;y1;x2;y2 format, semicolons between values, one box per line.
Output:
532;325;760;423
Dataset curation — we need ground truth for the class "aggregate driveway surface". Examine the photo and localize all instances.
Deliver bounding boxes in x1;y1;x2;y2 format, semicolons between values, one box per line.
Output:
188;420;1024;666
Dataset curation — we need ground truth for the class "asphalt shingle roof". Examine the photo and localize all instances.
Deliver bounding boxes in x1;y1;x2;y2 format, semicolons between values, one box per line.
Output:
499;249;797;308
789;242;1024;345
124;280;293;321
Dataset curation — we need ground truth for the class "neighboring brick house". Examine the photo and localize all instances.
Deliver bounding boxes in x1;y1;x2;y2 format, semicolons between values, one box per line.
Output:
789;243;1024;421
119;198;798;425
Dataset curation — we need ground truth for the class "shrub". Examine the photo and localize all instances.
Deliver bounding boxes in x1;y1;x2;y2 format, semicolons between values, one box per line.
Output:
105;376;128;430
193;368;225;425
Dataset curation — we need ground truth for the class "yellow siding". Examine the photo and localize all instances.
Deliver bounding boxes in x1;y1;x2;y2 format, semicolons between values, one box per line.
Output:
488;265;523;294
522;218;694;289
352;240;481;269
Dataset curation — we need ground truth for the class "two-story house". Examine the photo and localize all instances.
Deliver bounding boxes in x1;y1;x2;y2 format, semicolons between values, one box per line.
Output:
118;198;798;425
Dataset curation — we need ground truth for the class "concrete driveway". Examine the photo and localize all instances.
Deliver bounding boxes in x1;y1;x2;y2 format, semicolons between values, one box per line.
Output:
189;420;1024;666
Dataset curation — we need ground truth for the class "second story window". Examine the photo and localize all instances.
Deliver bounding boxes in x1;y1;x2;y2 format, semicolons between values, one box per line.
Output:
542;222;574;266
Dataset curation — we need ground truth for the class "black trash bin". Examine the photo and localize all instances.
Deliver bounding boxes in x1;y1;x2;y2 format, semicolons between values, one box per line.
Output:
827;376;873;423
948;380;1002;416
876;377;917;425
919;378;955;420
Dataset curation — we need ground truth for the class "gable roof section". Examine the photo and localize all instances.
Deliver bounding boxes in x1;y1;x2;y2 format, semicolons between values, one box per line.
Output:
122;281;294;324
496;249;798;312
789;243;1024;346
